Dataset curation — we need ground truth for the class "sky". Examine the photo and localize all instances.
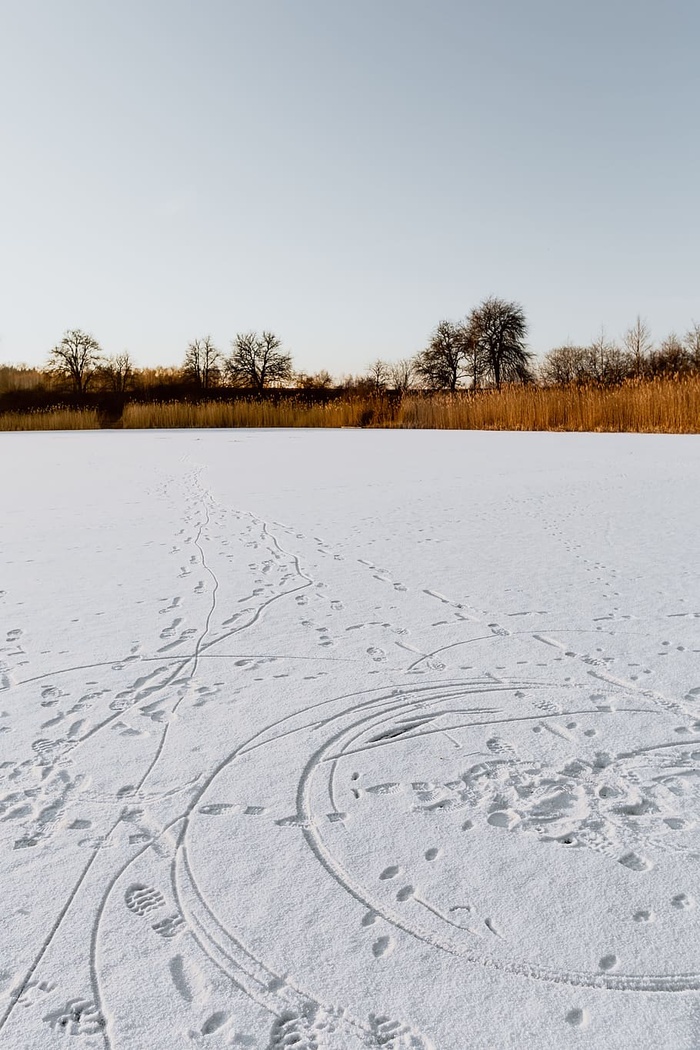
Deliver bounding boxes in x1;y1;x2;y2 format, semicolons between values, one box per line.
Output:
1;0;698;375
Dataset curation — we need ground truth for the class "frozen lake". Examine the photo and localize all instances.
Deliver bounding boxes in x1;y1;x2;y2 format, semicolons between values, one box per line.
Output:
1;429;700;1049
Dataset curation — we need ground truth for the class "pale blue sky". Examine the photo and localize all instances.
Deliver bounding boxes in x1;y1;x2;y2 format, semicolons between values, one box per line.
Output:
1;0;698;373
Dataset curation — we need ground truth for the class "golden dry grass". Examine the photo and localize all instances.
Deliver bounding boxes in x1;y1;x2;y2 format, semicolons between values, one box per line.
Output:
0;407;100;431
398;378;700;433
120;399;380;429
2;378;699;432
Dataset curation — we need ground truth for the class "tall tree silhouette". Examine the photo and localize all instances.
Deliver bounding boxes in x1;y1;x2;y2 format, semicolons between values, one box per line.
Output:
468;298;532;388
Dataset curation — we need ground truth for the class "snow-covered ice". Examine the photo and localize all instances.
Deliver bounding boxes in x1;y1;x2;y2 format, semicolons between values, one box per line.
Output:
1;429;700;1049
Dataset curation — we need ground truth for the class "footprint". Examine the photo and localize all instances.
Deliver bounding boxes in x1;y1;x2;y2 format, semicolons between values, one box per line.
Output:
619;852;651;872
268;1005;339;1049
372;936;393;958
424;848;440;861
200;1010;227;1035
31;738;64;764
152;913;186;938
169;955;193;1002
276;815;312;828
488;809;520;830
367;1014;432;1049
599;953;618;971
43;999;105;1035
379;866;400;880
633;909;654;922
124;884;165;916
160;617;182;639
672;893;694;910
565;1008;589;1028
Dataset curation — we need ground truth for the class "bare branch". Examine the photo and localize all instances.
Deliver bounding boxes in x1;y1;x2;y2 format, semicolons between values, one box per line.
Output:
47;329;103;394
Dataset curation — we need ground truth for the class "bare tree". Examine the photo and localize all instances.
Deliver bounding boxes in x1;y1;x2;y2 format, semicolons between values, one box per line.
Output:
684;322;700;371
622;316;654;377
47;329;103;394
455;320;487;390
100;351;134;394
414;321;469;391
468;297;532;388
183;336;221;389
366;359;391;395
226;331;293;391
539;345;590;386
296;369;334;390
586;330;630;385
389;358;416;393
648;333;690;376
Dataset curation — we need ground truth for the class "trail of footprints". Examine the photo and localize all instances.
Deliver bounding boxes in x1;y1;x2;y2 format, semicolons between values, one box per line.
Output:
5;486;700;1046
267;1004;432;1049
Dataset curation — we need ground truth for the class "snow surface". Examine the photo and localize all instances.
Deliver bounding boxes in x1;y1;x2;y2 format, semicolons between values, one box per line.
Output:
1;429;700;1049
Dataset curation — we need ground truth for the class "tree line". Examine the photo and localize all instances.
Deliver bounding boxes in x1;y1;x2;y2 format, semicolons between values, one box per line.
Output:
2;296;700;399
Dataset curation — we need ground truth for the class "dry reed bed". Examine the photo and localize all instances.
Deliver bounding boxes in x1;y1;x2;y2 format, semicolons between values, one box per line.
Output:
0;407;99;431
1;379;699;432
399;379;700;432
121;399;374;429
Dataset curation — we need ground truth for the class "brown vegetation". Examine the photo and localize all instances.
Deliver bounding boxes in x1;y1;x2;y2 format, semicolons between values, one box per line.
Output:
2;378;696;433
0;407;99;431
397;378;700;433
121;398;385;429
2;307;700;433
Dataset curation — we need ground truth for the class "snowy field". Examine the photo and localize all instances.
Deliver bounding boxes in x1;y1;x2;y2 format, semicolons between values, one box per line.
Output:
1;429;700;1050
